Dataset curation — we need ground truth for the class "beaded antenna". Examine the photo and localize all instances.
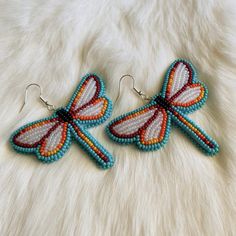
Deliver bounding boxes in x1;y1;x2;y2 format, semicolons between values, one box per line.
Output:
107;59;219;155
10;74;114;169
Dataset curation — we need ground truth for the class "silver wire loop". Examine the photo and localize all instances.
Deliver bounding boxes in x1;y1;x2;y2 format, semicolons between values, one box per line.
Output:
19;83;56;113
39;96;55;111
115;74;152;104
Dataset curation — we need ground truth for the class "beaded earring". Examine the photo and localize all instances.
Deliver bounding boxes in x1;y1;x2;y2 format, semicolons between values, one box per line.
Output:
10;74;114;169
106;59;219;155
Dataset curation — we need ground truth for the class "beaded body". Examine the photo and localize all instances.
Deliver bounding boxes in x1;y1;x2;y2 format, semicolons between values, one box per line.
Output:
155;96;171;109
56;108;74;123
10;74;114;169
107;59;219;155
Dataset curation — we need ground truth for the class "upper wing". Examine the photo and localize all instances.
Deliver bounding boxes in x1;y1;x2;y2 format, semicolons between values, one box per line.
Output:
67;74;112;127
10;117;71;163
107;104;170;150
12;118;59;148
161;59;207;113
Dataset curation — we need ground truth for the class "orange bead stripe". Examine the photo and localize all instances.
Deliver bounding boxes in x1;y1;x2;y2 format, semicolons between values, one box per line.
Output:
114;106;156;125
71;81;89;110
18;119;56;134
166;67;176;98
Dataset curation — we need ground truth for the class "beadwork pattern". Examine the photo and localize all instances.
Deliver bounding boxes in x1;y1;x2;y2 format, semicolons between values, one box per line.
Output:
107;59;219;155
10;74;114;169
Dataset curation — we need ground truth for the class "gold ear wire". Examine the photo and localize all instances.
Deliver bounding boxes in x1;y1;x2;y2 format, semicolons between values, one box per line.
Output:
19;83;55;113
115;74;152;104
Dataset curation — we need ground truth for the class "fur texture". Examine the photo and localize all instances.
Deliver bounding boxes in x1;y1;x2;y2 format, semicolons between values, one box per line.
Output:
0;0;236;235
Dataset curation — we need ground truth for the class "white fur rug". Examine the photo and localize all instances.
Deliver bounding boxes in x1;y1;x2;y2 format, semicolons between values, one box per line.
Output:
0;0;236;235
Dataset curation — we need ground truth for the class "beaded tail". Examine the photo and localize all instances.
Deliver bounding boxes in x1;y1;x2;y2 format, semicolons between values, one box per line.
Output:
71;124;114;169
171;110;219;155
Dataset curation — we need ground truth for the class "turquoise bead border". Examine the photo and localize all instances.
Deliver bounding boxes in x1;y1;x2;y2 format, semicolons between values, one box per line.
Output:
9;73;114;169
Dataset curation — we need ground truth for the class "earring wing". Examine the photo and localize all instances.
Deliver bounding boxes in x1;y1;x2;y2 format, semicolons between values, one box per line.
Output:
10;116;71;162
66;74;112;127
162;59;207;113
107;103;171;151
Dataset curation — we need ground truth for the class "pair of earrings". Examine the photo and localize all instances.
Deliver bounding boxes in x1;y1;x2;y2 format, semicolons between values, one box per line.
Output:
10;59;219;169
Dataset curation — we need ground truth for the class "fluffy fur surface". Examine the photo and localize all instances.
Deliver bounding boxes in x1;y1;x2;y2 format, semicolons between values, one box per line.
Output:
0;0;236;235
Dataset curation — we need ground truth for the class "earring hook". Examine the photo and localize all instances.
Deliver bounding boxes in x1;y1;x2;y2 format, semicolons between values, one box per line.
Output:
19;83;56;113
115;74;152;104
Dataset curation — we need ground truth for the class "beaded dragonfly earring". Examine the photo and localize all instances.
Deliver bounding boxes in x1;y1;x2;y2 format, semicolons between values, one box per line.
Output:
106;59;219;155
10;74;114;169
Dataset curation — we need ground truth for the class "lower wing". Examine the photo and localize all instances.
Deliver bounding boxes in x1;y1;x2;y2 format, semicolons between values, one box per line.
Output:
10;117;71;163
107;104;171;151
169;82;207;114
71;97;112;128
